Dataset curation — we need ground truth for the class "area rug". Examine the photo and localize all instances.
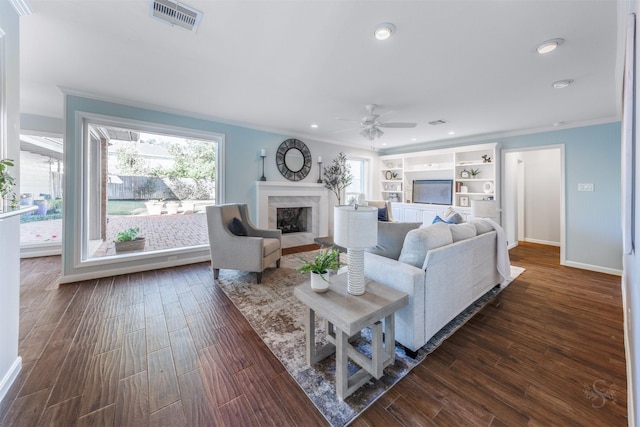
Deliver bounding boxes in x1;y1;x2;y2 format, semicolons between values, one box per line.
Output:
215;251;525;426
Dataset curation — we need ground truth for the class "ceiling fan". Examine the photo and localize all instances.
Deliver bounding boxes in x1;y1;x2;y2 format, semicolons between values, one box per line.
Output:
336;104;417;141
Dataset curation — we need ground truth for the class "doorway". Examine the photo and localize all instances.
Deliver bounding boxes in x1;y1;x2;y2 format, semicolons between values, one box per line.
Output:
502;145;565;264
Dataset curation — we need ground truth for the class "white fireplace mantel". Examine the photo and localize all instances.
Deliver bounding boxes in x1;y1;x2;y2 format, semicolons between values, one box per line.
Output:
256;181;329;248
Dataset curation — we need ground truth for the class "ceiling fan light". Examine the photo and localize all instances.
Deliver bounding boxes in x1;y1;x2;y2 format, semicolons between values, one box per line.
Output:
374;23;395;40
536;38;564;54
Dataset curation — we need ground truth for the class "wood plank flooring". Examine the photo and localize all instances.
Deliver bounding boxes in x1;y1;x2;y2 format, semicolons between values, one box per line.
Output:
0;242;627;426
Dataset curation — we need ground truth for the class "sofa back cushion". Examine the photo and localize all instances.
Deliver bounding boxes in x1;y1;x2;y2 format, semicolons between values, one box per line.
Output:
365;221;422;260
398;222;453;268
469;219;494;235
449;222;477;242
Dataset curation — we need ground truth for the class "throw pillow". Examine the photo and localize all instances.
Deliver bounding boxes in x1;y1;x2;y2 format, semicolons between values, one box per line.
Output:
432;213;464;224
449;222;477;242
443;207;464;224
228;217;247;236
398;223;454;268
365;221;422;260
432;215;446;224
378;207;389;222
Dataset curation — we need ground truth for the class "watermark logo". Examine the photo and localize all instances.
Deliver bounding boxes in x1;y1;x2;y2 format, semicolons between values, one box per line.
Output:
583;380;617;408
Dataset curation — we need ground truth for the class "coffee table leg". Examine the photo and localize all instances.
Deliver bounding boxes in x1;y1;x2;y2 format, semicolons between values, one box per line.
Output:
335;329;348;400
304;307;316;365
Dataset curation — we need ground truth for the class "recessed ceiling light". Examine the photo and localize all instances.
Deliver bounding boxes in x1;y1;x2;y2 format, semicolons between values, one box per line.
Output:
374;23;395;40
411;138;417;142
553;79;573;89
448;131;455;135
537;38;564;54
381;143;387;146
310;124;318;128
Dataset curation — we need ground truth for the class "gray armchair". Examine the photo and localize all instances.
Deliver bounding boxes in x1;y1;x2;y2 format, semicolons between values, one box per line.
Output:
205;203;282;284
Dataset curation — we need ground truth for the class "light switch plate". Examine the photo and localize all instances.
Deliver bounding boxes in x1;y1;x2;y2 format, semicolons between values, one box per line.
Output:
578;183;594;192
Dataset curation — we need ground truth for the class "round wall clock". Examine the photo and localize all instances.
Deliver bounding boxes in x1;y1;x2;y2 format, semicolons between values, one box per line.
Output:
276;139;312;181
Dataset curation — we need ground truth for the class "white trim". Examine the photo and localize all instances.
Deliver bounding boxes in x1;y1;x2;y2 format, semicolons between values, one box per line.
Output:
0;357;21;404
8;0;32;16
20;243;61;258
507;241;518;250
60;255;210;284
523;238;561;247
0;31;6;161
563;260;623;277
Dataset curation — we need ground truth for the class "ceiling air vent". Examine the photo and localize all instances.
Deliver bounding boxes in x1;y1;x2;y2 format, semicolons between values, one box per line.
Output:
428;120;447;126
149;0;203;32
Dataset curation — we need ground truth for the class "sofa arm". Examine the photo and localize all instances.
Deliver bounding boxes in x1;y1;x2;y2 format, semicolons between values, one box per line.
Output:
364;252;426;351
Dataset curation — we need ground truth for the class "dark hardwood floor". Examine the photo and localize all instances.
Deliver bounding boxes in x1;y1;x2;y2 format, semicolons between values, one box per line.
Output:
0;242;627;426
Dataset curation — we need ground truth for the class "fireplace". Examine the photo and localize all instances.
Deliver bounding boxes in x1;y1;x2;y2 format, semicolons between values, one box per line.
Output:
256;181;329;248
277;207;310;234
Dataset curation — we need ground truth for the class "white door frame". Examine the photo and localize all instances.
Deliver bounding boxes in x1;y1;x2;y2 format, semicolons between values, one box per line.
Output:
501;145;566;265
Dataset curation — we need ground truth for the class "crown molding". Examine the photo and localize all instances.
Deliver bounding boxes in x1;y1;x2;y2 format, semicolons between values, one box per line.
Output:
9;0;33;16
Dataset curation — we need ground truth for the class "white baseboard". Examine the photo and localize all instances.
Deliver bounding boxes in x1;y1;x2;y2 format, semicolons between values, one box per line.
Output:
563;260;623;277
20;244;61;258
524;238;561;247
0;357;22;404
507;241;519;250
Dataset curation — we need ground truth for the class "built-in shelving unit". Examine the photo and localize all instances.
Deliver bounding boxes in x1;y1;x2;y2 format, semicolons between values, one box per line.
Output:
379;143;499;220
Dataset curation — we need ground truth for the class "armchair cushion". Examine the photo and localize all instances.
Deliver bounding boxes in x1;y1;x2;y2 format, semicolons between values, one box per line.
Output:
228;217;248;236
263;237;281;257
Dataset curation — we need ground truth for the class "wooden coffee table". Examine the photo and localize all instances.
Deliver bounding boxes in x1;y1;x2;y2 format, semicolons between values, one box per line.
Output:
294;273;408;399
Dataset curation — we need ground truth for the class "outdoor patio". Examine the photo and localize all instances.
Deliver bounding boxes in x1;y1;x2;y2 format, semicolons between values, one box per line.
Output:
20;211;210;256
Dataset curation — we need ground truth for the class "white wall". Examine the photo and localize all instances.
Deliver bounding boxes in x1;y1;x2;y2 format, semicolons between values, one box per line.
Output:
523;149;561;246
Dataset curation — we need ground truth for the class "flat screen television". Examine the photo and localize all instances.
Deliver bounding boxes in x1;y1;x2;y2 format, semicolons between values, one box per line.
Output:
412;179;453;205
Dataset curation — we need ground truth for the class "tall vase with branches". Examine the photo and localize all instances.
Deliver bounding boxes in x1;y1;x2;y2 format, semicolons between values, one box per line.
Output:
323;152;353;205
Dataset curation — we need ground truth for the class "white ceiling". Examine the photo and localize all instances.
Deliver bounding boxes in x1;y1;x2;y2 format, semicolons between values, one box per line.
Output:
19;0;620;151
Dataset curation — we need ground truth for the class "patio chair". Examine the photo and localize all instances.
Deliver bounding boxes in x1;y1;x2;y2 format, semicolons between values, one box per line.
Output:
205;203;282;284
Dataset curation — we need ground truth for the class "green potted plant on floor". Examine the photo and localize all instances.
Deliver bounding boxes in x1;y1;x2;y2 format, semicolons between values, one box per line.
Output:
297;248;342;293
114;226;145;253
323;152;353;206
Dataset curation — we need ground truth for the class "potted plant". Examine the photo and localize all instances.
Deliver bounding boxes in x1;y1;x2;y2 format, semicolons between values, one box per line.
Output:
145;200;164;215
114;226;145;253
297;248;342;293
323;152;353;206
470;168;481;178
165;201;179;215
0;158;19;211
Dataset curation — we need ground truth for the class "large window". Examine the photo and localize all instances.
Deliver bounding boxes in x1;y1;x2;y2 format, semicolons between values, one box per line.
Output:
345;157;369;202
82;122;222;260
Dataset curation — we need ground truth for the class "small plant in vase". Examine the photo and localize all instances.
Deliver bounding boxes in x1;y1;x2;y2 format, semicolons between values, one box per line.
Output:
297;248;343;293
470;168;481;178
114;226;145;253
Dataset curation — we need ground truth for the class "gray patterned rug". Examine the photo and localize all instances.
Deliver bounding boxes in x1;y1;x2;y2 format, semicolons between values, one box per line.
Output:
215;250;524;426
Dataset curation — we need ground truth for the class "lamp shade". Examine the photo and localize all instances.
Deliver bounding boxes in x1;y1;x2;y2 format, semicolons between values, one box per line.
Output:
471;199;497;218
334;205;378;249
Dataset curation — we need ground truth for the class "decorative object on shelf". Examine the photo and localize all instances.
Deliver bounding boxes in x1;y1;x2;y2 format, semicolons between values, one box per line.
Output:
459;196;470;207
114;226;145;253
276;139;312;181
297;248;342;293
334;205;378;295
259;148;267;181
483;181;494;194
471;199;497;219
385;170;392;180
455;181;462;192
482;154;492;163
324;152;353;205
470;168;481;178
316;156;323;183
0;158;19;211
460;185;468;194
391;172;399;179
460;169;470;178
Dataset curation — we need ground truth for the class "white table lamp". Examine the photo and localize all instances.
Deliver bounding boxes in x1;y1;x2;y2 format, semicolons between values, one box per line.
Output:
333;205;378;295
471;199;497;219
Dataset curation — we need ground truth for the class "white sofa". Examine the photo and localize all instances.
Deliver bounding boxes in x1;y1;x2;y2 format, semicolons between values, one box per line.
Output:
364;220;503;352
